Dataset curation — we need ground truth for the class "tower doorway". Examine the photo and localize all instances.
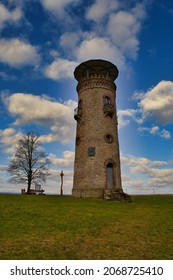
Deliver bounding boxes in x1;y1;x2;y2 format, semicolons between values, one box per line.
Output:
106;163;114;188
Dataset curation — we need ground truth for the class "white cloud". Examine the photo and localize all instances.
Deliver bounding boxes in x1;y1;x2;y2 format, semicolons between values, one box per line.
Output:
150;125;160;135
139;81;173;124
122;155;168;169
76;37;125;69
46;35;126;79
49;151;74;168
118;109;138;128
160;129;171;140
3;93;77;145
82;2;147;61
42;1;149;78
108;9;142;59
121;154;173;190
60;32;81;52
0;128;23;153
122;175;147;194
132;90;145;101
86;0;119;22
41;0;75;10
6;93;61;125
0;38;40;68
0;4;22;30
139;125;171;139
40;0;79;16
40;0;81;31
44;58;78;80
49;50;60;58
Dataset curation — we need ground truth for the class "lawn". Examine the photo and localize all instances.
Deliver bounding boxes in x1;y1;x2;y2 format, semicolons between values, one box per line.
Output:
0;194;173;260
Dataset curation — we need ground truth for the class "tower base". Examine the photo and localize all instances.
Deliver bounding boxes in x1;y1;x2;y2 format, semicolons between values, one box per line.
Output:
72;188;104;198
72;188;131;202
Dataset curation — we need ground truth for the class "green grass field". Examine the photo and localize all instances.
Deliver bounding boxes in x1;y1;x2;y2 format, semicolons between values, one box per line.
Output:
0;194;173;260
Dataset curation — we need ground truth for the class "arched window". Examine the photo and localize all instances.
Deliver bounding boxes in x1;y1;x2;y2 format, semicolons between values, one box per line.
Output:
103;96;114;118
106;163;114;188
103;96;112;106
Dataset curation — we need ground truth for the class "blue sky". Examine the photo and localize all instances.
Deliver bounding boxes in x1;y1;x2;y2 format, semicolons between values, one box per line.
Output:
0;0;173;195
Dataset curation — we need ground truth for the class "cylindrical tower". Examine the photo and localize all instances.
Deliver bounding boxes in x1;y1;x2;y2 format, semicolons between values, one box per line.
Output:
72;59;123;199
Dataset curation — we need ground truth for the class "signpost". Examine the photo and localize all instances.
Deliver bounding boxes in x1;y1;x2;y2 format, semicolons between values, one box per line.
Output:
60;170;64;196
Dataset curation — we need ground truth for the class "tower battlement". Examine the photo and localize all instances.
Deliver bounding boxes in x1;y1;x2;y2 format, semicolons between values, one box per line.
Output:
74;59;119;81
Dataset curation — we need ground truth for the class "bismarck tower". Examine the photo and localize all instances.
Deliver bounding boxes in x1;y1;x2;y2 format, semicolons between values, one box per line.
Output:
72;59;130;201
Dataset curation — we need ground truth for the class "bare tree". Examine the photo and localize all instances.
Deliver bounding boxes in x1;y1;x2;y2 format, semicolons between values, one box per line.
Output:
7;132;51;194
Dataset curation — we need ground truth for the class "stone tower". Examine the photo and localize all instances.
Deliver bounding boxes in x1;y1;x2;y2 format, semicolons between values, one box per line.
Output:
72;59;127;200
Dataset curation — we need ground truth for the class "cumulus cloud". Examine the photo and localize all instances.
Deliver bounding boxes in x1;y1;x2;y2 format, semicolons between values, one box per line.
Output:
122;175;147;194
60;32;81;52
41;0;76;11
44;58;78;80
160;129;171;139
0;38;40;68
119;80;173;138
86;0;119;22
49;151;74;168
45;36;126;81
150;125;160;135
76;37;125;69
139;81;173;124
86;1;146;60
121;154;173;190
108;9;141;59
40;0;79;18
42;0;148;78
118;109;138;128
122;155;168;169
0;3;22;30
3;93;77;145
139;125;171;139
0;127;23;153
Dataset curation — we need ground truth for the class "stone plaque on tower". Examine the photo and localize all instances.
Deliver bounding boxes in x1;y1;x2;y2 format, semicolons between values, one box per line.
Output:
72;59;130;201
